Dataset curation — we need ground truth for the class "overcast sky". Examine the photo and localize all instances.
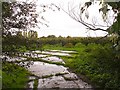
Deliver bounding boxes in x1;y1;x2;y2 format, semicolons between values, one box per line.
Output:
19;0;114;37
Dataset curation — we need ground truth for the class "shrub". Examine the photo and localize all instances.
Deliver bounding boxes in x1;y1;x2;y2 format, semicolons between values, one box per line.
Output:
64;43;73;48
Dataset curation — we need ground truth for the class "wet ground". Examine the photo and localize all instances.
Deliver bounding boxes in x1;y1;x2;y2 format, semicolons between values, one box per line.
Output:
1;50;93;89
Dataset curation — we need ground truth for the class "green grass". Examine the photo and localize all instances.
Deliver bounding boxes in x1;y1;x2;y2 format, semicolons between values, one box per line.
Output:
33;79;38;90
2;62;30;89
0;70;2;89
41;74;53;78
42;44;87;55
43;43;120;89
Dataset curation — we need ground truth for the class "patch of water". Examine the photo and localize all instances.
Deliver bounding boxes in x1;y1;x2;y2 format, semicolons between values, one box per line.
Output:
38;76;79;88
42;56;65;64
63;73;78;80
41;51;71;56
49;50;77;53
27;61;69;77
23;52;48;58
1;55;27;62
32;50;42;53
28;80;34;88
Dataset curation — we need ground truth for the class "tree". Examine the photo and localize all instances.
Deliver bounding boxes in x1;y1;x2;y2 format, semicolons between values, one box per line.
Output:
2;1;35;35
2;1;51;37
16;31;22;37
54;0;120;60
60;0;120;50
28;30;38;39
47;35;56;38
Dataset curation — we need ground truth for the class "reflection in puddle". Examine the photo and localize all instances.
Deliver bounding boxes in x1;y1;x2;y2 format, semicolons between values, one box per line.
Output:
41;51;71;56
42;56;65;64
27;61;69;77
1;55;27;62
28;80;34;88
49;50;77;53
38;76;79;88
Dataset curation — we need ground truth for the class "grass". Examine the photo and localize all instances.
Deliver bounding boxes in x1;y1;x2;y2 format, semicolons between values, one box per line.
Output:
41;74;53;78
42;43;120;89
33;79;38;90
0;70;2;89
2;62;30;89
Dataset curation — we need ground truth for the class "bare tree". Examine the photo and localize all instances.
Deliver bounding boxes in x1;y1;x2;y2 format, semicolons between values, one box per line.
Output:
58;0;118;33
57;0;120;51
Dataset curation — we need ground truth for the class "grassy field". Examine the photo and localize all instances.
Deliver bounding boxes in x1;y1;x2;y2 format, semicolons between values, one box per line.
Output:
43;43;120;89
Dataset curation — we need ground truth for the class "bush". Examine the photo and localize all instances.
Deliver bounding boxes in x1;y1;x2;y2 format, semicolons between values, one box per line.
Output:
64;43;73;48
63;43;120;89
75;43;86;47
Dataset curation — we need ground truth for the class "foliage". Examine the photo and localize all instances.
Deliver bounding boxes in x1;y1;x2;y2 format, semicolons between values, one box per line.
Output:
28;30;38;39
43;43;120;89
39;36;111;46
62;43;120;89
64;43;73;48
2;62;30;89
2;1;38;36
2;34;40;53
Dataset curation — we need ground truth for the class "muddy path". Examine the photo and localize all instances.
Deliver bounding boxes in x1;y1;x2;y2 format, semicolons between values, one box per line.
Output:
1;50;93;89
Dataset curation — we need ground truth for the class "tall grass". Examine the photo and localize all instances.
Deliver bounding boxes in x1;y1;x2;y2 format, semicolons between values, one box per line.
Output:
2;62;30;89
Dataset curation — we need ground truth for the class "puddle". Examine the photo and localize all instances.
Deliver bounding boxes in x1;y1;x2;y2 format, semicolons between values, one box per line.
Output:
29;76;36;80
41;51;71;56
42;56;65;64
60;51;77;53
32;50;42;53
27;61;69;77
24;52;48;58
28;80;34;88
63;73;78;80
37;54;48;58
49;50;77;53
1;55;27;62
37;75;92;88
2;50;93;89
38;76;79;88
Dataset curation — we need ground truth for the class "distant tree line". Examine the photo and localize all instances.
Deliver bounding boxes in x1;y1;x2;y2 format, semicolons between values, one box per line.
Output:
39;35;111;46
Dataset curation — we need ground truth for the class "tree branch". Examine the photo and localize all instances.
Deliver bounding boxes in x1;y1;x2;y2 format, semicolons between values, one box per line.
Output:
60;6;107;31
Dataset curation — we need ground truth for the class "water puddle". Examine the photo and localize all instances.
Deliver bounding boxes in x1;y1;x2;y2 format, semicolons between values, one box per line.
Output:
41;51;71;56
42;56;65;64
38;76;79;88
2;50;93;89
1;55;27;62
49;50;77;53
24;52;48;58
28;80;34;88
27;61;69;77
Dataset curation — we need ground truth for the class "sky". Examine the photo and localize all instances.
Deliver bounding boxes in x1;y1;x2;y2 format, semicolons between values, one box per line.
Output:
18;0;115;37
